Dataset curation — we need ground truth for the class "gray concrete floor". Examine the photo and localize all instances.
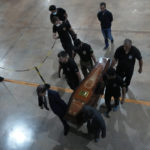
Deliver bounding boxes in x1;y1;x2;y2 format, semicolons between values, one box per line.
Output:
0;0;150;150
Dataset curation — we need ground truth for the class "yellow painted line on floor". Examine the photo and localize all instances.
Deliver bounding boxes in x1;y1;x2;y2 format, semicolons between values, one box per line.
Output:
4;78;73;93
4;78;150;107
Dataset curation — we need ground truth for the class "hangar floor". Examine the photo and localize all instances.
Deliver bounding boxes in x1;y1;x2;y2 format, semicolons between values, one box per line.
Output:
0;0;150;150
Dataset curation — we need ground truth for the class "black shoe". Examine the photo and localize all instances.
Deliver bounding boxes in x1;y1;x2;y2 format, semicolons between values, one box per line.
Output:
111;40;114;44
64;125;70;136
0;77;4;82
45;107;49;111
103;45;109;50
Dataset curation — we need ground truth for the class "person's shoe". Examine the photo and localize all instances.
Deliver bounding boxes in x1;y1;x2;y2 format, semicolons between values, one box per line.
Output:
94;138;99;143
64;125;70;136
45;107;49;111
111;40;114;44
103;45;109;50
104;112;110;118
0;77;4;82
113;105;119;112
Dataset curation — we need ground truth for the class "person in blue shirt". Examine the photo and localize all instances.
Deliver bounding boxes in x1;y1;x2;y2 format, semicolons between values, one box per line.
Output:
97;2;114;50
36;84;70;136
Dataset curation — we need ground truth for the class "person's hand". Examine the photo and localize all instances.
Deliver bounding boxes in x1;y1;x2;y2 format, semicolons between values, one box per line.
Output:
138;68;142;73
121;98;125;104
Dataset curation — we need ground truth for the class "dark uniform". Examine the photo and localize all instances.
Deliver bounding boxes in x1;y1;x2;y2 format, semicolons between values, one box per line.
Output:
59;58;80;90
82;105;106;141
114;45;142;89
103;74;123;113
74;43;94;77
53;22;74;57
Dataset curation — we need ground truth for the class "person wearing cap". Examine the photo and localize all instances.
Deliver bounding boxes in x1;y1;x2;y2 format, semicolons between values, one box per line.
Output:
97;2;114;50
102;68;124;118
111;39;143;104
52;17;76;58
57;51;82;90
36;84;70;136
74;39;96;78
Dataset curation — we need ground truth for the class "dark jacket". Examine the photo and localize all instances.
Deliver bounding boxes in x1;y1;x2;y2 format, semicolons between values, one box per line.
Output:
38;89;67;117
82;105;106;138
97;9;113;29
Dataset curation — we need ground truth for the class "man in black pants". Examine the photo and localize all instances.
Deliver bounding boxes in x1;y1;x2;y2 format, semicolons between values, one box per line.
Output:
97;2;114;50
52;17;76;57
58;51;82;90
74;39;97;78
102;68;123;118
36;84;70;136
111;39;143;104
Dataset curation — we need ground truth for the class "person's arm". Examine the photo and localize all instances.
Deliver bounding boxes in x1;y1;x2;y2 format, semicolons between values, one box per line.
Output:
111;58;117;68
97;12;101;22
138;59;143;73
53;25;59;39
69;27;77;41
109;11;113;22
53;33;59;39
58;64;62;78
38;96;43;109
91;54;97;65
76;71;82;83
64;12;68;20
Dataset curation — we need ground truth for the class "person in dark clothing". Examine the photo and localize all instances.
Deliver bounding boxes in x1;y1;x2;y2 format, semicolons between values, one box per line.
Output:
0;76;4;82
74;39;97;77
102;68;123;118
36;84;70;136
97;2;114;50
52;17;77;57
81;105;106;142
49;5;68;23
58;51;82;90
111;39;143;104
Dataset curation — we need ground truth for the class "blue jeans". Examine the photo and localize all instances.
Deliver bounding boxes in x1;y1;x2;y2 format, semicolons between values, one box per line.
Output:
101;28;113;47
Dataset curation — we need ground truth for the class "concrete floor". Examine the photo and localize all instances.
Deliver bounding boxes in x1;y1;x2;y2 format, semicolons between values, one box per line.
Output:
0;0;150;149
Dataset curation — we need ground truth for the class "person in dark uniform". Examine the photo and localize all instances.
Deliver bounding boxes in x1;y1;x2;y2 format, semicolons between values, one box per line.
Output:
58;51;82;90
52;17;76;57
74;39;97;78
102;68;123;118
81;105;106;142
111;39;143;104
97;2;114;50
36;84;70;136
49;5;77;42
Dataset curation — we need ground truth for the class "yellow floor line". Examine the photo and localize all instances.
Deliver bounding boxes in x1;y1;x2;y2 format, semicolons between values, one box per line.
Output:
4;78;150;107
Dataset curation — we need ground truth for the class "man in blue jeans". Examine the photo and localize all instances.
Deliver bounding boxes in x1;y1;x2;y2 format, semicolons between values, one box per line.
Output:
97;2;114;50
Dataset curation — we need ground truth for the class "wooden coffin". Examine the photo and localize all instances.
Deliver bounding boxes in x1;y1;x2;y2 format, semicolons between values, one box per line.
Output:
65;57;110;125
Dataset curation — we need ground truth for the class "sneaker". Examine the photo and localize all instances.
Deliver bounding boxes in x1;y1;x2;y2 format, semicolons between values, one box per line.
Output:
113;106;119;111
94;138;99;143
103;45;109;50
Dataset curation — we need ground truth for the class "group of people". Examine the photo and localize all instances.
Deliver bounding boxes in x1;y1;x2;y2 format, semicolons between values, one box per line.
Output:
36;2;143;142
